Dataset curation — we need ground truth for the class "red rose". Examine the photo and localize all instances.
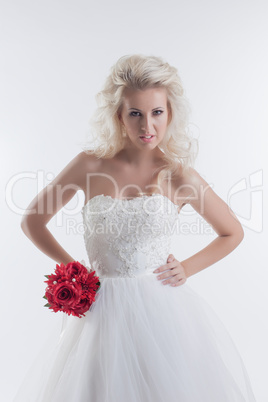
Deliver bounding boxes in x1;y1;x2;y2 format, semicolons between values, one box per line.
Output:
65;261;85;277
49;281;82;306
73;298;92;317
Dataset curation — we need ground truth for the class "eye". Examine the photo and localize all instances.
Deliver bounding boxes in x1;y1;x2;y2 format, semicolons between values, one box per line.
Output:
129;111;141;117
153;110;163;115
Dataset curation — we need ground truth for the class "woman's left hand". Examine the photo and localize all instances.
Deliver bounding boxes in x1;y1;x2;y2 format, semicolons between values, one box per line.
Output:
153;254;187;286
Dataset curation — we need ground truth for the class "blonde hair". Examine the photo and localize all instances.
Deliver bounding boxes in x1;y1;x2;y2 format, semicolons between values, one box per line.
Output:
80;54;198;182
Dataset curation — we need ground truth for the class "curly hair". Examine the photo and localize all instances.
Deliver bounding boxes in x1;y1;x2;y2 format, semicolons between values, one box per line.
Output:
80;54;199;182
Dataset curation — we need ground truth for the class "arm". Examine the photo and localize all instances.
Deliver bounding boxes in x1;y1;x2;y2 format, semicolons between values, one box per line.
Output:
21;151;89;265
179;168;244;279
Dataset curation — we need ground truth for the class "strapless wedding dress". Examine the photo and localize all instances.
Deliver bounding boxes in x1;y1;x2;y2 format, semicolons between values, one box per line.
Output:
13;194;256;401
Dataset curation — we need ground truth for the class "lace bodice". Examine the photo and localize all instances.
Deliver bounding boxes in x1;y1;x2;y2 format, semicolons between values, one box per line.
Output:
81;194;180;279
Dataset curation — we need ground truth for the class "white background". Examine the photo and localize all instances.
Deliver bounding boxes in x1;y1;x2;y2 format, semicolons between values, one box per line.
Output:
1;0;267;400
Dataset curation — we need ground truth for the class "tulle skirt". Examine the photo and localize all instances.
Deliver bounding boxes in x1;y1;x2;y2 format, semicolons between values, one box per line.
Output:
13;273;256;401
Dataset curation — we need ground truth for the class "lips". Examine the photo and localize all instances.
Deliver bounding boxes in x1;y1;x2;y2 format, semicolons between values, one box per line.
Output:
139;135;155;143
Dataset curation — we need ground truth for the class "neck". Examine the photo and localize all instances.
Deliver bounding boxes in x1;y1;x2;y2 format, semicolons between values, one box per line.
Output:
119;139;165;168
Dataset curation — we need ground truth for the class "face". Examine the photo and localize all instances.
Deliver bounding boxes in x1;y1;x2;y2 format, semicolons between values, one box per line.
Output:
118;87;171;150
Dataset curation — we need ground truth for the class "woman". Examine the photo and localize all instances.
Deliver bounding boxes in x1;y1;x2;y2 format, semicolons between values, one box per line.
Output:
16;54;256;401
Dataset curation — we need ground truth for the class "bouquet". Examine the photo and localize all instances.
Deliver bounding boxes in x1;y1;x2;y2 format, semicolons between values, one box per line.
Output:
43;260;101;318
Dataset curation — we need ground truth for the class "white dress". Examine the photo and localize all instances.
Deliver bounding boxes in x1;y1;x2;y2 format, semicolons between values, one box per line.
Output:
14;194;256;401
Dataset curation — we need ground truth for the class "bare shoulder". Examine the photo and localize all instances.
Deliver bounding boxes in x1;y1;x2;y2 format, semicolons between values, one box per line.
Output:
173;166;208;202
69;151;103;182
21;151;103;226
174;166;217;207
76;151;102;170
178;166;207;185
175;166;244;237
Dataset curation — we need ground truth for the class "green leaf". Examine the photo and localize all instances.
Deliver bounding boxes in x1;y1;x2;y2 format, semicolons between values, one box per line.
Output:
44;275;50;279
44;303;51;308
43;295;47;300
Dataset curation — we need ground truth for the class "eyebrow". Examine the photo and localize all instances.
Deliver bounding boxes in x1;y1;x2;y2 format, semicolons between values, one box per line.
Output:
128;107;164;111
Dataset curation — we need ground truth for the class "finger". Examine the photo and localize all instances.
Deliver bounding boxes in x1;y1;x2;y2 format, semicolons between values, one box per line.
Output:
162;271;187;284
167;254;175;262
156;266;176;278
154;257;178;273
166;261;178;270
153;265;166;273
157;272;174;281
162;274;181;285
155;260;180;275
170;277;187;287
157;268;182;281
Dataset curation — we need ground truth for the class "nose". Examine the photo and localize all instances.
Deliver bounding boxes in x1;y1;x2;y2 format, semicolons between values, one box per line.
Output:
140;115;153;133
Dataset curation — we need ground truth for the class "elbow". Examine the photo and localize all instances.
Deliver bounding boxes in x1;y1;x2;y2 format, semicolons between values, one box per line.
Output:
233;226;244;247
220;226;244;247
231;221;245;244
20;215;43;236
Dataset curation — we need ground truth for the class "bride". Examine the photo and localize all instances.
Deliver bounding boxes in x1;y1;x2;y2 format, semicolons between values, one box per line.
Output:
16;54;256;401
